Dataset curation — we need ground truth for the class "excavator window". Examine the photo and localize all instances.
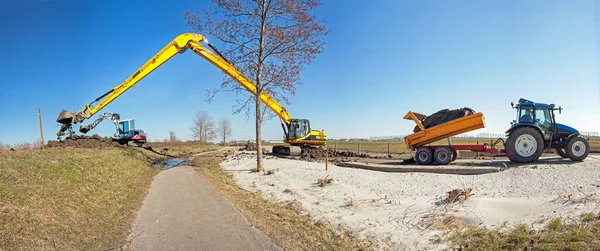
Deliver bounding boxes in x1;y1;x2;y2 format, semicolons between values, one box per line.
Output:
289;119;310;140
119;122;129;138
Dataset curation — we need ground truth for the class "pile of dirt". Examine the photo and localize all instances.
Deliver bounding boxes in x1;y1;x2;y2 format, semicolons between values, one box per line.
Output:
413;107;476;133
243;142;257;151
46;134;125;149
300;148;391;162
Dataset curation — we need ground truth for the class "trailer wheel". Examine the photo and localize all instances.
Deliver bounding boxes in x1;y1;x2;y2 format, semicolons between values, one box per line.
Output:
505;127;544;163
565;135;589;161
452;150;459;161
415;147;433;165
556;148;569;158
434;147;453;165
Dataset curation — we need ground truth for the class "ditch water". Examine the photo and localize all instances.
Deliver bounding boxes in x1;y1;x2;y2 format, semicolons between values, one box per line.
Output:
153;158;185;171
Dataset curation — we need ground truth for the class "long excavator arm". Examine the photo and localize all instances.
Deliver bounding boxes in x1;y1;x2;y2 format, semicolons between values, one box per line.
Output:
56;33;325;147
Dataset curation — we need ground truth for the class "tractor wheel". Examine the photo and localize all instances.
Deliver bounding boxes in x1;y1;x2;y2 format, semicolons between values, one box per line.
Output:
415;147;433;165
556;148;569;158
505;127;544;163
433;147;453;165
565;135;589;161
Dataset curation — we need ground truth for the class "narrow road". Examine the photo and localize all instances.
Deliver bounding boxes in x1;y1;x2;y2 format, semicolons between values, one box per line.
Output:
126;151;280;251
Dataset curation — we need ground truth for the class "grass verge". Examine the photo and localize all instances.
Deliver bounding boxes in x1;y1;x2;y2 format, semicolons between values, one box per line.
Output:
0;147;165;250
190;151;372;251
445;213;600;250
145;141;218;157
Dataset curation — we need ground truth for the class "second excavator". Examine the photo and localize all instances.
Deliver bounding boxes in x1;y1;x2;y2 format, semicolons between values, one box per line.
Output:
55;33;326;155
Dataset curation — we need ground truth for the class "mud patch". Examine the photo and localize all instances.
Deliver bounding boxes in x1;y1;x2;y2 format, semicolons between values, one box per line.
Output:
242;142;268;153
413;107;476;133
300;147;391;162
46;134;124;149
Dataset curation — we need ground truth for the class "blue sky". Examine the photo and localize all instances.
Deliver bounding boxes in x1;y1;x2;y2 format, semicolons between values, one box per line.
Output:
0;0;599;145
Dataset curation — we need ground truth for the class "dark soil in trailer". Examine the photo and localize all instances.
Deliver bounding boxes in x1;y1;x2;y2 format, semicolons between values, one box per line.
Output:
413;107;476;133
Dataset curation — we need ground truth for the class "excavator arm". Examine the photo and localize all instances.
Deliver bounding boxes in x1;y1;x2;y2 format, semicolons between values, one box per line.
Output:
58;34;291;134
56;33;325;146
79;113;121;134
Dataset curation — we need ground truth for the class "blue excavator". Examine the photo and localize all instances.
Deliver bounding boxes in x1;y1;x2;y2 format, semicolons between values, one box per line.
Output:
78;112;147;146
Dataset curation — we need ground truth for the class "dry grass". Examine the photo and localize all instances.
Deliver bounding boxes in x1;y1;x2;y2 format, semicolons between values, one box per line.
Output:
425;215;465;230
317;176;334;187
0;147;164;250
446;212;600;250
145;141;216;157
190;153;372;251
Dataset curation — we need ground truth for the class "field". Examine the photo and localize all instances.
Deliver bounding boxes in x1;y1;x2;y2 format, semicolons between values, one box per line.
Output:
324;137;600;154
145;141;217;156
0;148;164;250
223;149;600;250
0;142;213;251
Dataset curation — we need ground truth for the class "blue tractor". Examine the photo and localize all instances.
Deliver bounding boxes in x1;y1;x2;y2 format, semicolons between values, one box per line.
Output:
505;98;590;163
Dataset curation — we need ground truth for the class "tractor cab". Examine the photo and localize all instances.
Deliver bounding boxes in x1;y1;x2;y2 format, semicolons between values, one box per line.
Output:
510;99;555;141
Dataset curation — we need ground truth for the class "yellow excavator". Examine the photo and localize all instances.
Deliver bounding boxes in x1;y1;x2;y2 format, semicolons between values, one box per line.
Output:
55;33;326;155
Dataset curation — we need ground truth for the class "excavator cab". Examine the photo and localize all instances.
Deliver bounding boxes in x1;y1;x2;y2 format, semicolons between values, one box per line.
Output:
282;118;326;146
116;119;147;144
288;119;311;140
118;120;134;138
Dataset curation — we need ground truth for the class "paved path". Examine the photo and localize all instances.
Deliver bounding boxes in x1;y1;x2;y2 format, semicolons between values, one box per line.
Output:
126;151;280;251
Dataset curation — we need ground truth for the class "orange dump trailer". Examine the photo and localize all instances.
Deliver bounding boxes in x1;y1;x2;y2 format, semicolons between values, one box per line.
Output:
403;111;506;165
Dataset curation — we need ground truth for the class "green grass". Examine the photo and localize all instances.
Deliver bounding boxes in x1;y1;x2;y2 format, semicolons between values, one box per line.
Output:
190;151;373;251
0;147;165;250
445;213;600;250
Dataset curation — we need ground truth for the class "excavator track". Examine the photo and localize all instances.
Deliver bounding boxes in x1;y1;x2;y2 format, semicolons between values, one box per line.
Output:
272;145;303;156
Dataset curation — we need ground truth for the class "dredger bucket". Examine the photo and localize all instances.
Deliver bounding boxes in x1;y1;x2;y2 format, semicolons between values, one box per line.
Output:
79;125;91;134
56;110;75;125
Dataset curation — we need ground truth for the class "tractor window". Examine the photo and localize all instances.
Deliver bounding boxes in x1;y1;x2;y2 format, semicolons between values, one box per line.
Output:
519;106;534;123
534;108;550;125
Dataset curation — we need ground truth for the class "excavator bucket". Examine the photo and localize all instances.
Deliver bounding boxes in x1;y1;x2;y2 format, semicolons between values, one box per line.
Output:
56;110;75;125
79;125;91;134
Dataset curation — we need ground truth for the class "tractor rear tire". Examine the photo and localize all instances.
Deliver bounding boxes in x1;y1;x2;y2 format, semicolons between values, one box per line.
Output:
565;135;589;161
433;147;453;165
505;127;544;163
556;148;569;158
415;147;433;165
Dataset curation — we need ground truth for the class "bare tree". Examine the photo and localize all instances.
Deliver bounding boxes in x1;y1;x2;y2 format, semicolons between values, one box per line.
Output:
191;110;216;143
184;0;329;171
217;117;233;145
169;131;178;142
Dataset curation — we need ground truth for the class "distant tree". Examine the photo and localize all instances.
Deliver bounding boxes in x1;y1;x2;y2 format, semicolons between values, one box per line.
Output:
217;117;233;145
169;131;179;142
184;0;329;172
191;110;216;143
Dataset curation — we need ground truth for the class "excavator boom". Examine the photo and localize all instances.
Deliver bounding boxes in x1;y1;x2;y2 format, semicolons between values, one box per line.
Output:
56;33;324;148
